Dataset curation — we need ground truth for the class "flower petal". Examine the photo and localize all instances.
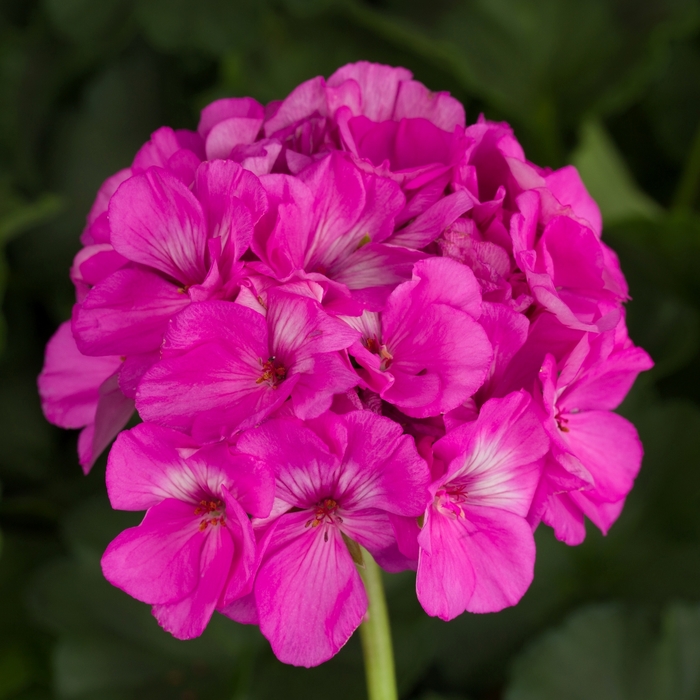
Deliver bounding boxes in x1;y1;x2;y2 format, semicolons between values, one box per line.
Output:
255;511;367;667
153;522;234;639
101;499;205;605
109;167;208;285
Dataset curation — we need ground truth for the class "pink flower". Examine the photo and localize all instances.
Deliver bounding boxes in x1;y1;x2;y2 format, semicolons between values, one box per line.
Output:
438;117;622;328
230;410;430;666
73;160;267;359
101;422;273;639
37;60;652;668
416;391;549;619
253;152;422;311
346;257;492;417
136;289;359;441
529;330;653;544
37;321;134;473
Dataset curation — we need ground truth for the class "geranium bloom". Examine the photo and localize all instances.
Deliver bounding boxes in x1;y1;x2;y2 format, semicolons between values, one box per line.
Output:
416;391;549;619
38;60;652;668
252;152;425;311
73;160;267;359
231;410;430;666
136;289;359;440
530;327;653;544
346;257;492;417
101;423;273;638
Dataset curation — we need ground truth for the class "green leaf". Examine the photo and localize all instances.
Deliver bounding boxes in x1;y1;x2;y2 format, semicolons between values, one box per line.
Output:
53;638;164;699
571;120;663;224
505;604;658;700
655;604;700;699
644;43;700;166
505;603;700;700
135;0;264;55
0;646;32;700
0;192;63;246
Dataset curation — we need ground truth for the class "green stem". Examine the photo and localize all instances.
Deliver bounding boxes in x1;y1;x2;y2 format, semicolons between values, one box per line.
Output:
358;548;398;700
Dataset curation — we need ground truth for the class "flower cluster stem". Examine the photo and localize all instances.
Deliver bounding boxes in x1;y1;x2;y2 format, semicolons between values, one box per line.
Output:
358;548;398;700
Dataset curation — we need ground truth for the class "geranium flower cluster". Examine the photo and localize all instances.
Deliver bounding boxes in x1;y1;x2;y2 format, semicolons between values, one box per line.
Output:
38;62;652;667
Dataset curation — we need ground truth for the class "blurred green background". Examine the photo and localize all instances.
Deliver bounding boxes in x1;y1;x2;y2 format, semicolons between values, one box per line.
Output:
2;0;700;698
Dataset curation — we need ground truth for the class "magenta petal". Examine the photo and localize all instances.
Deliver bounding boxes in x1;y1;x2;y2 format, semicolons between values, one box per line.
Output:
267;290;359;362
328;62;412;122
199;445;275;519
416;505;476;620
545;165;602;237
118;351;159;399
382;303;491;417
255;512;367;667
159;299;260;354
476;301;529;400
38;321;122;429
417;502;535;619
101;499;205;605
290;353;359;420
153;523;234;639
389;190;473;249
537;490;588;545
137;303;290;436
106;423;200;511
236;419;340;509
219;486;258;604
264;76;326;136
564;410;642;502
433;391;548;516
333;243;427;308
387;257;483;320
194;159;268;250
570;491;625;535
71;245;128;296
198;97;264;138
561;346;653;412
378;259;491;418
138;340;290;437
321;410;430;515
339;508;411;572
109;167;208;285
80;372;134;474
219;591;259;625
204;117;264;159
460;505;535;613
82;168;133;243
72;268;189;356
393;80;465;130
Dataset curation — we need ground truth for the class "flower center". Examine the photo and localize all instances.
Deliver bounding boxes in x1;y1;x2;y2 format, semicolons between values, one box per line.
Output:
555;410;570;432
364;337;393;371
305;498;343;540
194;499;226;531
256;356;287;387
435;483;468;519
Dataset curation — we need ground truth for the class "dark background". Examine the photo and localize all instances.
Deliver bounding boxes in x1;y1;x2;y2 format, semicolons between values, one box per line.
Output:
2;1;700;698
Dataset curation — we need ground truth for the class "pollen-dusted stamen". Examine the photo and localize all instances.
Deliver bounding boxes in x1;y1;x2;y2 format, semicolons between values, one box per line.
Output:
363;337;393;371
256;356;287;387
356;233;371;249
194;498;226;531
555;410;570;433
305;498;343;540
435;483;469;519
